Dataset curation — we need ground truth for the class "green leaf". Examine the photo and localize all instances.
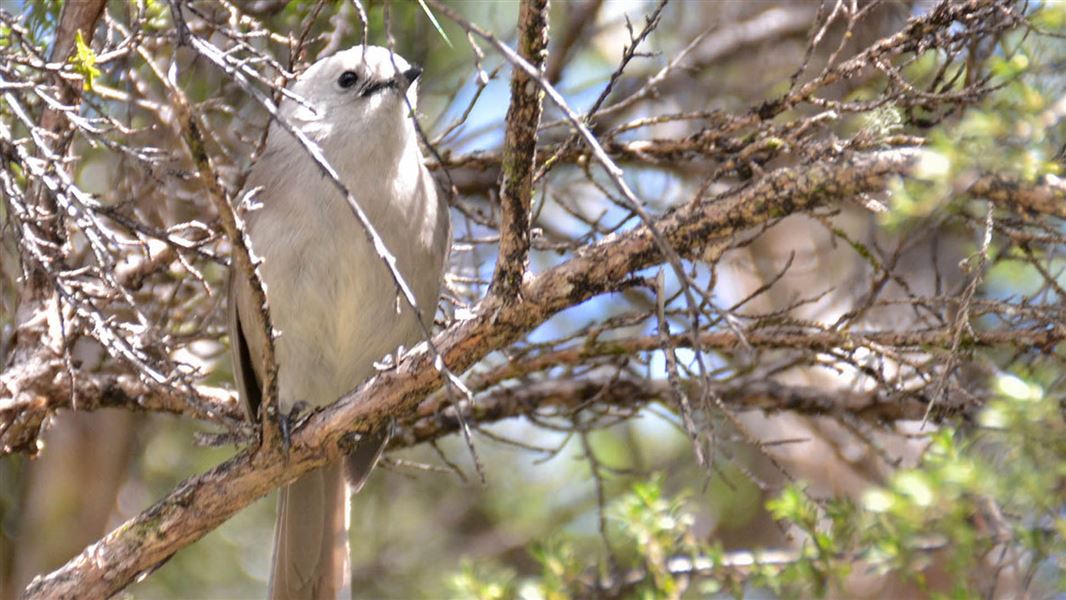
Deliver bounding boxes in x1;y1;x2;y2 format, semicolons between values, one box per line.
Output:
69;30;101;91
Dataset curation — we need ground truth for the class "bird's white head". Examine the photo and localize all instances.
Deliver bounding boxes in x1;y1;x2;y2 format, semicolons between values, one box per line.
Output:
282;45;422;151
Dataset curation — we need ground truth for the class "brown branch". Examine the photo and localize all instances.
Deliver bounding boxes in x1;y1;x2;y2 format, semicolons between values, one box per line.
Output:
432;134;768;173
584;540;948;598
433;142;1066;220
491;0;549;299
8;314;1060;456
6;146;1065;453
19;148;912;598
969;173;1066;219
435;327;1065;411
751;0;1015;125
396;376;934;449
0;355;242;454
39;1;107;135
4;0;106;456
0;2;1055;595
182;95;283;448
0;353;948;463
19;147;1066;597
590;4;817;122
18;0;105;292
132;34;283;447
426;0;698;314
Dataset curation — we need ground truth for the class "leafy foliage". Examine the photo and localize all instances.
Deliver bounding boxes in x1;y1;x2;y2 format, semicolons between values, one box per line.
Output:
451;370;1065;597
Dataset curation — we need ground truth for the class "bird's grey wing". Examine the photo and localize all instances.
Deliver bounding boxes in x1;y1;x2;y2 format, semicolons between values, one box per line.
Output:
428;165;452;278
228;266;263;421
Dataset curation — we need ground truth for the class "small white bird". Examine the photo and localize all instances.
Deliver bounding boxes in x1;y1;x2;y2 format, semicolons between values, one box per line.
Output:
229;46;450;600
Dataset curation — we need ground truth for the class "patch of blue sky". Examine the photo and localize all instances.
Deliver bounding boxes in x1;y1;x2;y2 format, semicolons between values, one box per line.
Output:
520;262;731;384
530;167;688;275
429;64;511;152
429;2;656;153
437;1;738;381
985;253;1065;304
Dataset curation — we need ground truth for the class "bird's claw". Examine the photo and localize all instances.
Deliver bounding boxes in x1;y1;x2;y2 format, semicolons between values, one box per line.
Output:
373;346;406;372
276;401;310;457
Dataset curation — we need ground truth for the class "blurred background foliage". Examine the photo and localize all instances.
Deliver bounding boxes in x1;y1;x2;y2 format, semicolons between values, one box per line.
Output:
2;0;1065;599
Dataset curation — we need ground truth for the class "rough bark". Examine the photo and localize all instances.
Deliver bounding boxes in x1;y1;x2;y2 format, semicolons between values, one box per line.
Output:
19;147;1066;599
491;0;550;299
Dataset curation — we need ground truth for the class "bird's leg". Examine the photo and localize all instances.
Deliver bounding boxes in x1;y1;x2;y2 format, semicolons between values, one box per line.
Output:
278;400;311;456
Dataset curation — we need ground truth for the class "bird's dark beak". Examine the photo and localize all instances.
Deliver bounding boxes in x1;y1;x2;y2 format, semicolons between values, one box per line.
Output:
401;66;422;88
403;66;422;82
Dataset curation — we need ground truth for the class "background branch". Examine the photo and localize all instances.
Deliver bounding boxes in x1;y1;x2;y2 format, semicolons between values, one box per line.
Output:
2;1;1062;597
20;142;1021;597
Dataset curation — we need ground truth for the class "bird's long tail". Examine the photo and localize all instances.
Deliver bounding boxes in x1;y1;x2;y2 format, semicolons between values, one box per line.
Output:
270;462;351;600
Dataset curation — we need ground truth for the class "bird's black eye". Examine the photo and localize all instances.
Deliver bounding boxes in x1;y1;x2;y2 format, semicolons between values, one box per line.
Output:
337;70;359;89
